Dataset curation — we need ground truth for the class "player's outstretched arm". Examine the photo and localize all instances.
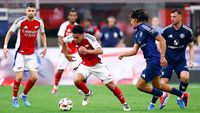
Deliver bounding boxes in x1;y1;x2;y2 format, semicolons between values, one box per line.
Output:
188;42;195;68
3;30;13;58
118;43;140;60
40;32;47;58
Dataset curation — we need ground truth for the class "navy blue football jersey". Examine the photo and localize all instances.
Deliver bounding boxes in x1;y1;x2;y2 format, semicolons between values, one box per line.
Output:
162;24;193;64
134;23;160;64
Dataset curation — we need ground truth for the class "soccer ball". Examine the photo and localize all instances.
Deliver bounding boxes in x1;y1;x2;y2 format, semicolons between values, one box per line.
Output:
58;98;73;111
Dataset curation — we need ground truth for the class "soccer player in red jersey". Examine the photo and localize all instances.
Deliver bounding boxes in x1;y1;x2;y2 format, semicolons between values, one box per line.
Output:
61;25;131;111
3;3;47;108
51;8;82;94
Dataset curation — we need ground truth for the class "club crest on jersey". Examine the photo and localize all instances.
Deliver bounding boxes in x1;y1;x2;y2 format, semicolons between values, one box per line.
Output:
179;33;185;39
85;44;90;48
67;29;71;32
34;26;39;29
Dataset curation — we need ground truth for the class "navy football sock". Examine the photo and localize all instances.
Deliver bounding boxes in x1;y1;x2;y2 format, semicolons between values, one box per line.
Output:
151;96;159;104
179;81;188;92
151;88;163;97
171;87;182;98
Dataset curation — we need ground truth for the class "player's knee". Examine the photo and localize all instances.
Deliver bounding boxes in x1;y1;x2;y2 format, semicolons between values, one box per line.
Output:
180;71;189;83
31;76;38;82
181;76;189;83
136;82;143;91
16;77;22;82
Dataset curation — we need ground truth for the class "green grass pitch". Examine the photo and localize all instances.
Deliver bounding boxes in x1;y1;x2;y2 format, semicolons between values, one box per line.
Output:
0;84;200;113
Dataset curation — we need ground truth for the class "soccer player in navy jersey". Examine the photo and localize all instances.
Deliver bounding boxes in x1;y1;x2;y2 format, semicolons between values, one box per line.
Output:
3;3;47;108
61;25;131;111
118;8;189;110
148;8;194;110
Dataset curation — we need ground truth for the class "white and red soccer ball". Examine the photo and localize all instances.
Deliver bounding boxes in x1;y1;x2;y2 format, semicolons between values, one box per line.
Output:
58;98;73;111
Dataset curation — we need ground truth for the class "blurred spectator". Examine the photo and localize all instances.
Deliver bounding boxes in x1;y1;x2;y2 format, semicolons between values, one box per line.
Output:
81;18;101;42
151;16;163;34
100;16;125;47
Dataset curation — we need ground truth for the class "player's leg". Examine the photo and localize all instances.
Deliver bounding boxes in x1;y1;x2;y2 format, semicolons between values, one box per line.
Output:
74;64;92;106
105;81;131;111
91;63;131;111
148;65;173;110
152;76;188;108
152;77;170;109
12;72;23;108
20;54;38;107
12;53;24;108
52;69;64;94
175;62;190;107
52;53;68;94
70;52;86;95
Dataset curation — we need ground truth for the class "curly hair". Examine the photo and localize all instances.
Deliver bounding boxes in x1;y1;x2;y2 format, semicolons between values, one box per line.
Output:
129;9;151;23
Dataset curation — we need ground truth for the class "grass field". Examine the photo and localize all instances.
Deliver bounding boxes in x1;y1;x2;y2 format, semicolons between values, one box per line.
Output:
0;84;200;113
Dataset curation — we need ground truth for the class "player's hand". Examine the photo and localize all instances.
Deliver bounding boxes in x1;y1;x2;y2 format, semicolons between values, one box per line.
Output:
65;55;76;62
3;48;9;58
40;48;47;58
78;46;88;54
189;61;193;68
160;56;168;67
118;53;125;60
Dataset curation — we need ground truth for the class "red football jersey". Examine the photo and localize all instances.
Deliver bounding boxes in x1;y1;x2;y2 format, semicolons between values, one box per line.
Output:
10;16;45;55
64;33;101;66
57;21;78;54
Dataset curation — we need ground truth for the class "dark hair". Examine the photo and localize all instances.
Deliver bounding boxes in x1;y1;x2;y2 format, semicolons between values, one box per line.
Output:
171;8;182;15
72;25;84;34
129;9;150;23
26;2;36;8
68;8;78;15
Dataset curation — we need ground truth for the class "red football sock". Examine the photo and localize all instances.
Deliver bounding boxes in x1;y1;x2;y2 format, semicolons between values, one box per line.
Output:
54;71;63;86
23;79;36;95
13;80;21;97
112;87;126;104
75;81;89;94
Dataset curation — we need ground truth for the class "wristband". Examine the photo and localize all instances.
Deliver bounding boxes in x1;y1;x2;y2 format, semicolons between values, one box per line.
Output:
3;44;7;48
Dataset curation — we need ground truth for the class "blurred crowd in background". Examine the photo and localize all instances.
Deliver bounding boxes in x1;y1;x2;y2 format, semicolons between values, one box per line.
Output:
1;1;200;48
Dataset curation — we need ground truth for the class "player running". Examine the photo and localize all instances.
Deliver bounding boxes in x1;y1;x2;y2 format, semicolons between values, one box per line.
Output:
3;2;47;108
148;8;194;110
61;25;131;111
51;8;82;94
118;8;189;110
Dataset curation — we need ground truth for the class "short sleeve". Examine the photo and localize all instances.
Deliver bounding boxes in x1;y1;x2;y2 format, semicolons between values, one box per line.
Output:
86;34;101;49
10;19;19;32
57;23;66;37
135;31;146;46
39;19;45;33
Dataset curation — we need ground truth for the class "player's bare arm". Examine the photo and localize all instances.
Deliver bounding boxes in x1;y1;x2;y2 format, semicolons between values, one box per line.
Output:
155;34;168;67
3;29;13;58
57;36;64;45
188;42;195;68
118;43;140;60
61;39;75;62
78;46;103;55
40;32;47;58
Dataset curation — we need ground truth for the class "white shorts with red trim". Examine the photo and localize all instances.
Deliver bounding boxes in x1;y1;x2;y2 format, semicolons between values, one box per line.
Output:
75;63;112;84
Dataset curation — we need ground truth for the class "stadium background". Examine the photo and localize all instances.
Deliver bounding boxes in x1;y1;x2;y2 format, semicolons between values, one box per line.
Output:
0;0;200;85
